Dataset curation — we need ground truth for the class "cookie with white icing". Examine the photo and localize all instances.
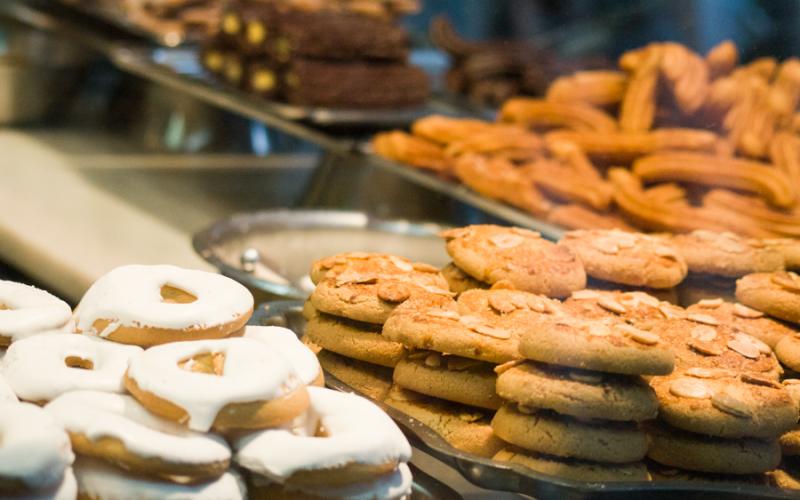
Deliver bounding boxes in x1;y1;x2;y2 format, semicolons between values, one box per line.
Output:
242;325;323;387
0;280;71;347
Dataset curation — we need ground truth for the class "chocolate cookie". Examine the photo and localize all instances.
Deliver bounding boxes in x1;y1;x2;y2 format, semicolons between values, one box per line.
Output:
496;361;658;421
305;309;404;368
493;447;650;482
491;404;649;463
560;229;687;289
392;353;501;410
440;262;486;295
670;230;784;277
736;272;800;324
442;225;586;298
686;299;794;348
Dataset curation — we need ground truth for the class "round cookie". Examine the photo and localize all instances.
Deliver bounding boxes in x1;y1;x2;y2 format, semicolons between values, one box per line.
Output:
518;316;675;376
651;371;798;439
493;447;650;482
646;421;781;475
496;361;658;421
736;272;800;324
491;404;649;463
305;309;404;368
441;225;586;298
315;350;394;402
776;333;800;371
242;325;323;387
560;229;687;289
670;230;784;277
392;353;500;410
686;299;795;348
0;280;72;347
440;262;486;296
310;252;430;285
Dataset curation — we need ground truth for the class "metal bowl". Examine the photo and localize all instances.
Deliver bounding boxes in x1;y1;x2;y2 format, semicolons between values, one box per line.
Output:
193;209;450;300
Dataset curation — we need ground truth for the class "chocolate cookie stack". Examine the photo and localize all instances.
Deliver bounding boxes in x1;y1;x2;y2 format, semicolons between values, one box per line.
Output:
200;0;429;108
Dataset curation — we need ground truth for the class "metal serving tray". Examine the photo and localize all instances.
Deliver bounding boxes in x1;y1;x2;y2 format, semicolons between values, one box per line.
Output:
252;300;798;500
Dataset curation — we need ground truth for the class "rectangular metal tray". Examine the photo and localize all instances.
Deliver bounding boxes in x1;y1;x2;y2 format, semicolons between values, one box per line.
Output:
251;300;798;500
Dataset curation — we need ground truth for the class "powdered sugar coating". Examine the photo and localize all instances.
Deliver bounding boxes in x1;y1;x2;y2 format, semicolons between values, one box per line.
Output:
0;281;71;343
126;338;304;432
74;265;253;338
242;325;321;386
1;334;142;402
235;387;411;481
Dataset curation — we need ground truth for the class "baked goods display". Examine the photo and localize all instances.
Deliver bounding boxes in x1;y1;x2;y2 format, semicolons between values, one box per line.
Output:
0;267;414;499
373;40;800;237
200;0;429;108
304;223;800;489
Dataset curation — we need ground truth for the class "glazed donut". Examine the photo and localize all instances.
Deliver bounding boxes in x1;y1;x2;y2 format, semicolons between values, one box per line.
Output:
0;280;71;347
235;387;412;488
1;333;142;403
73;265;254;347
0;373;16;402
243;326;324;387
73;457;246;500
0;402;74;495
125;338;309;432
45;391;231;481
248;463;412;500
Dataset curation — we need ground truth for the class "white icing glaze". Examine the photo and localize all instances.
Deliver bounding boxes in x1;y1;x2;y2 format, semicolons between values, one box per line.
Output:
126;338;303;432
0;281;71;342
73;265;253;337
23;467;77;500
45;391;230;466
253;463;412;500
0;402;74;490
1;333;141;402
242;326;321;386
73;457;246;500
234;387;412;481
0;371;16;402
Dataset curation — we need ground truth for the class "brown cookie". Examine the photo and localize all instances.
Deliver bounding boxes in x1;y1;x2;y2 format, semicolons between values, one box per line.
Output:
305;309;404;368
392;353;501;410
780;380;800;456
686;299;795;348
315;349;393;401
493;447;650;482
491;404;649;463
765;238;800;270
670;230;784;277
560;229;687;289
736;272;800;324
777;334;800;372
442;225;586;298
440;262;486;296
310;252;437;284
496;361;658;422
646;421;781;475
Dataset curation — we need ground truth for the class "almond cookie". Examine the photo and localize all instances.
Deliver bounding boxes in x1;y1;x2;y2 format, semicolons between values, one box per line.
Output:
441;225;586;298
309;253;450;324
382;385;504;458
670;231;784;277
392;353;500;410
493;447;650;482
686;299;794;348
491;404;649;464
736;271;800;324
776;334;800;372
304;307;404;368
496;362;658;422
519;316;675;376
651;371;797;438
563;289;667;324
315;350;393;402
440;262;486;296
646;421;781;475
560;229;688;289
383;288;561;364
764;238;800;270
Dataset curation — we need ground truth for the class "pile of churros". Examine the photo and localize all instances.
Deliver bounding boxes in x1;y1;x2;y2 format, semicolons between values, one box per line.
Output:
372;41;800;237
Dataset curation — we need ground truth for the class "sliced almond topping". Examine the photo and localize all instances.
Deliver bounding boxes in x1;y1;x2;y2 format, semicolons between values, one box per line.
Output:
424;352;442;368
733;332;771;354
692;230;719;242
670;378;712;399
318;256;337;269
711;390;752;418
459;315;482;329
592;237;620;255
772;272;800;293
586;323;613;337
517;404;535;414
426;309;460;320
623;326;661;345
563;230;587;239
688;339;723;356
489;233;524;249
740;373;780;388
571;290;601;300
490;280;516;291
447;357;482;371
472;323;512;340
659;304;686;320
686;367;735;379
511;227;541;238
696;298;724;308
726;339;760;359
691;325;718;342
335;271;379;287
732;303;764;319
440;227;472;241
412;262;439;273
568;371;604;384
598;298;627;315
632;292;661;308
489;294;519;314
615;235;638;249
654;245;680;260
419;284;456;296
716;236;747;254
377;282;411;303
687;313;720;326
510;294;531;310
494;359;524;374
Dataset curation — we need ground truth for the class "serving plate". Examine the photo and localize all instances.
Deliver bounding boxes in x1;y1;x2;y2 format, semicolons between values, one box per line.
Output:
251;300;798;500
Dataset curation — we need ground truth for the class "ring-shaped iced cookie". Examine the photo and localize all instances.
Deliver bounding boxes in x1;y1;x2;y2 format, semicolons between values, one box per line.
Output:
73;458;246;500
235;387;412;488
73;265;254;347
0;402;74;495
0;374;16;403
46;391;231;481
125;338;309;432
0;280;71;347
243;325;324;387
1;333;142;403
